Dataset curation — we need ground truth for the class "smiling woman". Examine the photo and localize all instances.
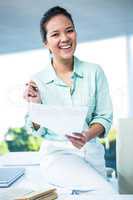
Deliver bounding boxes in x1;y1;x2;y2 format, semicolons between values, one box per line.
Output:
23;6;113;187
44;15;76;62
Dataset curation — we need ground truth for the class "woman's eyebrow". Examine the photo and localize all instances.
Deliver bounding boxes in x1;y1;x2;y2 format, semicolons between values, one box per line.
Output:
65;25;74;30
48;25;74;35
48;30;59;35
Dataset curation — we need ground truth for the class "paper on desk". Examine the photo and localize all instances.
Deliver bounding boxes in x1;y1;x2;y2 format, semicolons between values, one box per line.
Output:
28;103;88;136
1;152;40;166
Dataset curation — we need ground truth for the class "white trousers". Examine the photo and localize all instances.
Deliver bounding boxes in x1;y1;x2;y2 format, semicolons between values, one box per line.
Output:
39;139;106;189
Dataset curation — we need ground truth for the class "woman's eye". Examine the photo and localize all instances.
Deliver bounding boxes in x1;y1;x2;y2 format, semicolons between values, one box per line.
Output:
67;29;74;33
51;33;59;37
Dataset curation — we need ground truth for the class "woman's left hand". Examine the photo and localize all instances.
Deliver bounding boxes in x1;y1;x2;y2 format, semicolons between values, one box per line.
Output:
66;132;88;149
66;123;104;149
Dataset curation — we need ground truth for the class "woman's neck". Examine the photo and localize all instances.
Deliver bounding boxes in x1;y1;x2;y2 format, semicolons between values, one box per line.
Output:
52;57;73;75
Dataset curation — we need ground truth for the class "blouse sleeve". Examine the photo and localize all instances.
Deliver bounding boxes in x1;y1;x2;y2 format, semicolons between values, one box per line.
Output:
89;66;113;137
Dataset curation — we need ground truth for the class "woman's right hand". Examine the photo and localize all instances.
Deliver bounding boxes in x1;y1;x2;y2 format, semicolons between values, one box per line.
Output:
23;80;42;103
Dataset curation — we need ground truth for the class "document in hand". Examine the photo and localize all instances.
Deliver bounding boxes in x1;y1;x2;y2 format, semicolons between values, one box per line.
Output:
28;103;88;136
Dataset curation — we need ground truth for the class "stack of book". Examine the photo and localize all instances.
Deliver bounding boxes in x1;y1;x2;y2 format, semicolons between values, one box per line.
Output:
15;188;58;200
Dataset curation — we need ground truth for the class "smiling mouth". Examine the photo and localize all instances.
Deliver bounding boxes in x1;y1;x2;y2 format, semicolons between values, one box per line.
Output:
59;44;72;49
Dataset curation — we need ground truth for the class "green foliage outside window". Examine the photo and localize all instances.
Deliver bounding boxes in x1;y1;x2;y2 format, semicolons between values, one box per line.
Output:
0;141;9;155
99;128;117;171
0;127;43;153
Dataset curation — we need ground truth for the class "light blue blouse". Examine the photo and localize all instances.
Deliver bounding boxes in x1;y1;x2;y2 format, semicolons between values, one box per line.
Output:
25;56;113;141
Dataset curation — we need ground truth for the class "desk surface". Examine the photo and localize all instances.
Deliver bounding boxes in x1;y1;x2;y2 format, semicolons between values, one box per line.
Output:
0;152;133;200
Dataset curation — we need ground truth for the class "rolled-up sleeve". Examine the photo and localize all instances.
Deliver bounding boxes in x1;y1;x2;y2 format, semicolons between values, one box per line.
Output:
89;66;113;137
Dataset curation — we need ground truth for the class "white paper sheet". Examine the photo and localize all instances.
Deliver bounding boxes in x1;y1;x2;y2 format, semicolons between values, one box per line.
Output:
28;103;88;136
1;152;40;166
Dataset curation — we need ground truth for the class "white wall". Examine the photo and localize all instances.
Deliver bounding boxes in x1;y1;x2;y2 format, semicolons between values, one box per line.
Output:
0;50;49;132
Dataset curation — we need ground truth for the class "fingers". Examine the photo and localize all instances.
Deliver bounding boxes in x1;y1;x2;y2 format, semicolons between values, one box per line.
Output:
23;86;37;100
66;132;87;149
26;87;38;97
26;81;38;92
23;80;41;103
72;132;85;140
70;137;84;149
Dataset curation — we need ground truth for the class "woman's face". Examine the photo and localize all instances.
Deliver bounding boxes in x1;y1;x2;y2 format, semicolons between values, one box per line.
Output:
44;14;77;61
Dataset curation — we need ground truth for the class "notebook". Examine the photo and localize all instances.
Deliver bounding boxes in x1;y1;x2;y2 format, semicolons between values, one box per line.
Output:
0;167;25;187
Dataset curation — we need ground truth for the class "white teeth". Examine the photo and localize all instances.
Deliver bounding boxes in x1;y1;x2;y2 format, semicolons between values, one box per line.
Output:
60;45;71;49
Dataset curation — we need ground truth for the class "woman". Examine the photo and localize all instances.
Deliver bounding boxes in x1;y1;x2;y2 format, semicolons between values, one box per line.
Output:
24;6;113;187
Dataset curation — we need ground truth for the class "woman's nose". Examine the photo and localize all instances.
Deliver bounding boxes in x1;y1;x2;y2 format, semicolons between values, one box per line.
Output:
60;33;69;42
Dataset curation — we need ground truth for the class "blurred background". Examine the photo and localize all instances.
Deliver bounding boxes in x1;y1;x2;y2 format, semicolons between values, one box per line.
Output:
0;0;133;173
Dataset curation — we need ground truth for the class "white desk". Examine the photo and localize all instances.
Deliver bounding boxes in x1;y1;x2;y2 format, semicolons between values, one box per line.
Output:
0;152;133;200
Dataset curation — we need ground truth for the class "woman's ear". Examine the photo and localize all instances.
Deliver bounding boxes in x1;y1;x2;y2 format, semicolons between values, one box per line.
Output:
44;42;51;52
43;42;52;54
44;41;48;48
